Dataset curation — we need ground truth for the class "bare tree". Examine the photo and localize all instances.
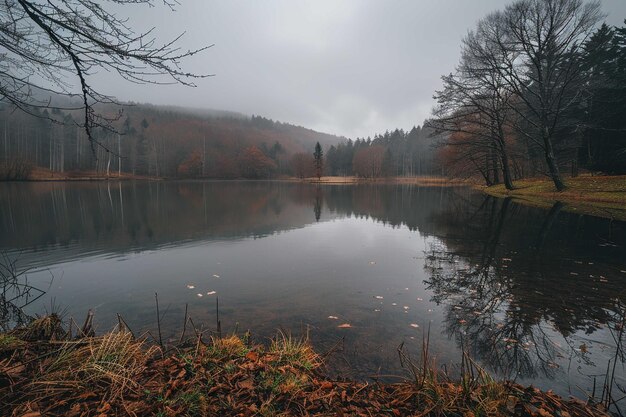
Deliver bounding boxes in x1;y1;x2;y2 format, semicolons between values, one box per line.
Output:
431;15;517;190
0;0;211;155
494;0;603;190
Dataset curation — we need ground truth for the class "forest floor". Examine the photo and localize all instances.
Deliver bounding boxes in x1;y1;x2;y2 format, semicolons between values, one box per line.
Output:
483;174;626;221
0;315;615;417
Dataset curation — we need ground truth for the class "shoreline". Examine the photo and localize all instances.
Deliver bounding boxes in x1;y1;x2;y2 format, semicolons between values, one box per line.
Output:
0;316;614;416
481;174;626;221
4;172;625;221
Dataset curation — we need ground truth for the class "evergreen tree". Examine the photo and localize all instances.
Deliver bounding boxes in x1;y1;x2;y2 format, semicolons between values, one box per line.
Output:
313;142;324;180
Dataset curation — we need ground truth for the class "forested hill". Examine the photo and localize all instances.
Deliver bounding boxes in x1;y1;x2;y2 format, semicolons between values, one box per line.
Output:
0;101;346;179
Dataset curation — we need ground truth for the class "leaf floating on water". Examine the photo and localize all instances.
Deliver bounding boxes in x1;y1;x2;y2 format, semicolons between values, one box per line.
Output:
403;306;409;310
212;274;220;278
373;309;380;312
458;319;467;325
502;258;512;262
410;323;419;328
404;288;409;291
374;295;383;299
579;343;588;353
416;298;423;301
369;261;376;265
197;293;203;297
427;309;433;312
186;284;195;289
570;272;579;276
206;291;217;295
392;303;397;306
337;323;352;328
327;316;339;320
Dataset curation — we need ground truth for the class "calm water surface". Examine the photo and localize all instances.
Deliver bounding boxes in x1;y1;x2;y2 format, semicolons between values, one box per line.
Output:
1;181;625;405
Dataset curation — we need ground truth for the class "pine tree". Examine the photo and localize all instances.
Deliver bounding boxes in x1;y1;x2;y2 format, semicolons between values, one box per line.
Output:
313;142;324;180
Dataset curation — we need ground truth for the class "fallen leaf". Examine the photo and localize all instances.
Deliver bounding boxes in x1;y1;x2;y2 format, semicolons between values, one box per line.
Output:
186;284;195;289
196;293;203;297
337;323;352;328
212;274;220;278
245;351;259;361
238;378;254;390
327;316;339;320
410;323;419;328
97;403;111;413
374;295;383;299
206;291;216;295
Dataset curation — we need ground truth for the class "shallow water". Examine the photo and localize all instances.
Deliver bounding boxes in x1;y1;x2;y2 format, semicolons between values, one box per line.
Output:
1;181;624;407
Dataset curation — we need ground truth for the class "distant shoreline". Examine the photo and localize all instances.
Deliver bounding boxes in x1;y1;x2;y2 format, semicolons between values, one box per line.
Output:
5;171;626;222
2;171;468;186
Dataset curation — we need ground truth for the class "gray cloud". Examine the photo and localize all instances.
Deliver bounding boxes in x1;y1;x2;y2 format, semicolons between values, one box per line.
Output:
92;0;626;139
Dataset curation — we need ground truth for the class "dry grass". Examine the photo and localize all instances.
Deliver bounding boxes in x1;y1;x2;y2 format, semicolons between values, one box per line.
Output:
206;334;249;360
31;330;158;401
298;175;468;186
268;331;321;371
484;174;626;221
0;317;614;416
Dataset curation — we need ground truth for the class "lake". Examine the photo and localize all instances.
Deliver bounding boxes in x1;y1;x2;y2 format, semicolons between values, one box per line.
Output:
1;180;624;405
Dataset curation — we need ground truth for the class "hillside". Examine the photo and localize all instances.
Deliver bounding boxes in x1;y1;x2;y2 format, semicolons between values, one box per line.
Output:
0;101;346;179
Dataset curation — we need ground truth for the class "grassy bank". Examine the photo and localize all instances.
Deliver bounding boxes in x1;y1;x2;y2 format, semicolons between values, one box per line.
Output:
0;315;612;416
483;175;626;221
299;175;468;186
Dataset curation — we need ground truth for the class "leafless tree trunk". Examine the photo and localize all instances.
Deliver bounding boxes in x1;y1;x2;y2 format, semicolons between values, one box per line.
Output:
493;0;602;190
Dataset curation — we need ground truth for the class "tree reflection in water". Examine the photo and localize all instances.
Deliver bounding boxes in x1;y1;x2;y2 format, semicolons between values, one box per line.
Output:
424;195;625;397
0;253;48;331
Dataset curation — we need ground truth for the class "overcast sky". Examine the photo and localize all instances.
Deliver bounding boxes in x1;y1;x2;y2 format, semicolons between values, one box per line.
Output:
93;0;626;139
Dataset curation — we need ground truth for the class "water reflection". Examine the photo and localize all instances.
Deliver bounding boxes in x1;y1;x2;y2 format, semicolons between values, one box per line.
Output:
424;194;625;400
0;181;624;403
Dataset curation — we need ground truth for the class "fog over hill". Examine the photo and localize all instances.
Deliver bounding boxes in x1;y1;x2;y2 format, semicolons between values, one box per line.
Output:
0;99;348;179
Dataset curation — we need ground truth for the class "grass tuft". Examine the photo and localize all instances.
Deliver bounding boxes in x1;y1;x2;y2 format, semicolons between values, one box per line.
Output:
32;330;157;401
268;331;321;371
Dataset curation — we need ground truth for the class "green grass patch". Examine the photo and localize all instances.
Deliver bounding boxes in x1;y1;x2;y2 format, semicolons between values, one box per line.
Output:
483;175;626;221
